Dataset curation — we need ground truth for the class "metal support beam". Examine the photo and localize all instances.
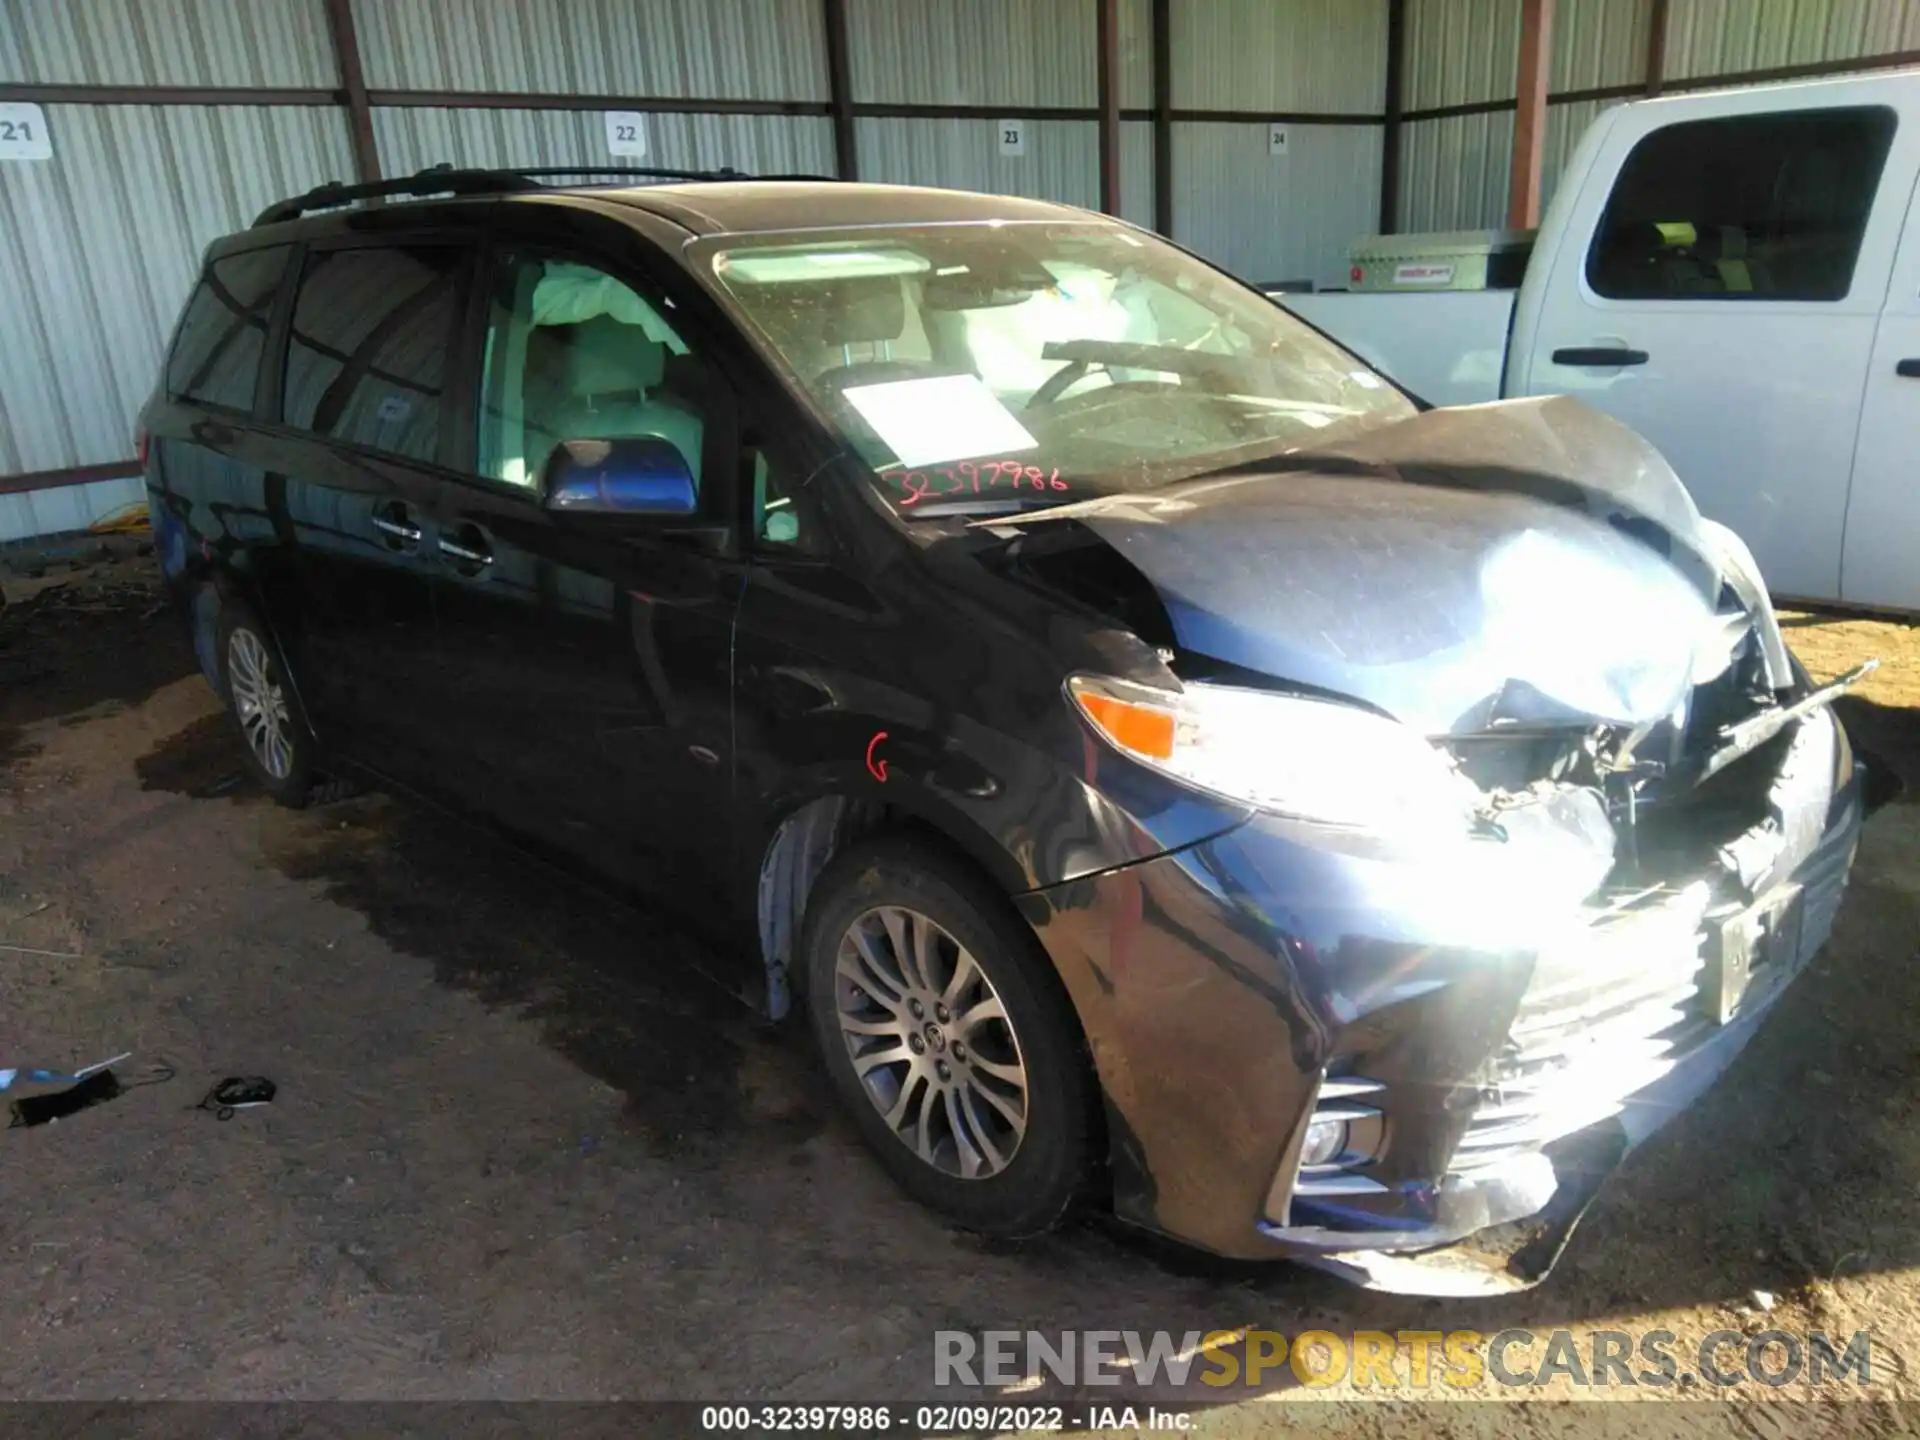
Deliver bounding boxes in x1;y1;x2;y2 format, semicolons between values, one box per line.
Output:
1645;0;1671;96
1096;0;1122;216
1151;0;1172;235
1379;0;1406;234
322;0;381;184
1506;0;1554;231
821;0;859;180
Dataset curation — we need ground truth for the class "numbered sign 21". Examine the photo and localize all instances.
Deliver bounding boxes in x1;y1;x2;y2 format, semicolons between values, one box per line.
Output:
0;103;52;161
998;119;1027;157
605;111;648;158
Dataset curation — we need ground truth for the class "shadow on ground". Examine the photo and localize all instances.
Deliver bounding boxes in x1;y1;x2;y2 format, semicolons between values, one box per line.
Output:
0;554;195;776
134;710;829;1161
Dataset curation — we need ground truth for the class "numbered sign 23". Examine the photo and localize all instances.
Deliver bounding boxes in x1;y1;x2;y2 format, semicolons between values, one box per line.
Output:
0;103;52;162
998;119;1027;157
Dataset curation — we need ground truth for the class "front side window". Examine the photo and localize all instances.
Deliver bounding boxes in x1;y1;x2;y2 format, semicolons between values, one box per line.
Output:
701;223;1413;517
281;245;465;462
476;252;705;493
166;245;291;411
1587;106;1896;302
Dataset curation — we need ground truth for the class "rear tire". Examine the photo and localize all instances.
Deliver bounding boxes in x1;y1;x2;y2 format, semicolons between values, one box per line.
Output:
800;835;1096;1239
216;600;319;809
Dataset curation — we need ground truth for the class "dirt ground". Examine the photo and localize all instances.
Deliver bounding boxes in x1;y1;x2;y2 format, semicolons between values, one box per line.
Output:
2;555;1918;1436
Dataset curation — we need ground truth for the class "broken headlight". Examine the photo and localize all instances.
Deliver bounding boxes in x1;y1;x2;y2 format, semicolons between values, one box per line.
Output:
1068;675;1480;837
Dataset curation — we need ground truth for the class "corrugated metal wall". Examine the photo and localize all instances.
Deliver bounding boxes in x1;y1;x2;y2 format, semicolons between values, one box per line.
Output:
0;0;349;539
1167;0;1388;286
350;0;829;100
1397;0;1649;234
1396;109;1515;233
847;0;1151;107
0;476;148;546
376;108;836;181
1173;0;1387;111
853;118;1154;229
1405;0;1522;110
1404;0;1651;109
1664;0;1920;81
0;103;353;477
1175;122;1384;288
1395;97;1628;235
0;0;337;87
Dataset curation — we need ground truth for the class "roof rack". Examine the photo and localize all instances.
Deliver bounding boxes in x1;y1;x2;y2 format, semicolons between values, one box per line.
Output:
252;161;791;227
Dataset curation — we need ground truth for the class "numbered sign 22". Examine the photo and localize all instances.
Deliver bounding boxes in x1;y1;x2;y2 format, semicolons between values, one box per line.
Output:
605;111;648;158
998;119;1027;157
0;103;52;162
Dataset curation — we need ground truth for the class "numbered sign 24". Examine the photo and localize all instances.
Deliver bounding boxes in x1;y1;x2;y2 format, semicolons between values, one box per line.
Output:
0;103;52;162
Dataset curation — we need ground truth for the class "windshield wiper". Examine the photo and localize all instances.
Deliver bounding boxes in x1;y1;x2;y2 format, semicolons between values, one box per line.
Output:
1040;338;1256;380
907;497;1064;519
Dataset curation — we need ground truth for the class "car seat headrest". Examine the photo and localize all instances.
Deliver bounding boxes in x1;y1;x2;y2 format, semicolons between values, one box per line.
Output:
562;316;666;396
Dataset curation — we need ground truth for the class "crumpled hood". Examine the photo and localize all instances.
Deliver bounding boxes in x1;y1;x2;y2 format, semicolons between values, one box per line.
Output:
1072;396;1725;735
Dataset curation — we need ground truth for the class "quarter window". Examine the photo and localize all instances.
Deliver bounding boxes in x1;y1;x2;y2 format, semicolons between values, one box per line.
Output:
1587;106;1896;302
477;252;706;493
281;245;465;461
166;246;291;411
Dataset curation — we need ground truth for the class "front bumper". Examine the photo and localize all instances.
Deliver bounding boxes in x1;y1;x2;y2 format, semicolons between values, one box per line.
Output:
1017;707;1864;1293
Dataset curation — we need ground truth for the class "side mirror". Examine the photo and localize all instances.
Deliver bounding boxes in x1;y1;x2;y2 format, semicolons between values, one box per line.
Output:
542;437;697;516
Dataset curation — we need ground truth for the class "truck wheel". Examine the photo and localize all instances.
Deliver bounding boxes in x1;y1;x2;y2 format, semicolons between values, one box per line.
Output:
216;600;319;809
800;835;1097;1239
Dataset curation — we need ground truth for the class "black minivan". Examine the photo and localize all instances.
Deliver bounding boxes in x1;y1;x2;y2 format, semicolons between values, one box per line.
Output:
144;165;1865;1295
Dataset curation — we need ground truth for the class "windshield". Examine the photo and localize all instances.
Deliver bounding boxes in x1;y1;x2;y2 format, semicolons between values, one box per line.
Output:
702;222;1416;517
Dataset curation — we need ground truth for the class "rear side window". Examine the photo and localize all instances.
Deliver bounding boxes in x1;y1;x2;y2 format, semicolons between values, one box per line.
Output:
165;246;291;411
281;245;466;462
1587;106;1896;302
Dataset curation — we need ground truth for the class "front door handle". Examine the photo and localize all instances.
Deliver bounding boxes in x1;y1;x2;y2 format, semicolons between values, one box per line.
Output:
1552;346;1650;367
1895;358;1920;378
371;501;422;551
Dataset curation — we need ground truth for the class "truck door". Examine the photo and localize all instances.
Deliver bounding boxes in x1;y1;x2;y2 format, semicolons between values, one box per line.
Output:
1840;156;1920;611
1512;96;1920;604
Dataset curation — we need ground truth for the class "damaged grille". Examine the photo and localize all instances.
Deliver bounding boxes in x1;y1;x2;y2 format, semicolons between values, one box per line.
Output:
1453;891;1714;1174
1453;704;1852;1180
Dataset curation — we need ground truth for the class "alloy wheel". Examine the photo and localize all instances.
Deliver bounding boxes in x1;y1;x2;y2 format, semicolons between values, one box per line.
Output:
227;627;294;780
833;905;1030;1179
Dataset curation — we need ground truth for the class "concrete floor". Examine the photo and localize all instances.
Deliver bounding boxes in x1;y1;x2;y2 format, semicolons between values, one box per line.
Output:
2;556;1917;1436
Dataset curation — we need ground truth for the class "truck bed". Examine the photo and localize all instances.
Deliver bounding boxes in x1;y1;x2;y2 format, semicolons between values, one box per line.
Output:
1277;290;1518;407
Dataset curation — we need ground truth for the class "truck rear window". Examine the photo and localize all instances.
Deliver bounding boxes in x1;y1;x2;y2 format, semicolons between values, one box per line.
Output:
165;245;291;412
1587;105;1895;303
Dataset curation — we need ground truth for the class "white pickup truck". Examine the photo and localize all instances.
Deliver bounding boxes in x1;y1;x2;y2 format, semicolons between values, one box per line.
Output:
1281;68;1920;612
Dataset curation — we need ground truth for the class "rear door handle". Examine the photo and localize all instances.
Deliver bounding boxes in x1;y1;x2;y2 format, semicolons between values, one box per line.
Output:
437;523;493;572
371;501;422;550
1552;346;1650;367
1895;358;1920;378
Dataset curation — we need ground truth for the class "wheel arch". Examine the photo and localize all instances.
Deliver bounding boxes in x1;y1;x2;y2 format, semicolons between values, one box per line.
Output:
753;784;1039;1021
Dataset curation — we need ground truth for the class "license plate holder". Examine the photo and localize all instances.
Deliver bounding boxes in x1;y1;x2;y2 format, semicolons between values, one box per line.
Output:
1708;883;1804;1025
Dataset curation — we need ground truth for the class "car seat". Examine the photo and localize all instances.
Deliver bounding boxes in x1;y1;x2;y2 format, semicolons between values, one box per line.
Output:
548;315;704;483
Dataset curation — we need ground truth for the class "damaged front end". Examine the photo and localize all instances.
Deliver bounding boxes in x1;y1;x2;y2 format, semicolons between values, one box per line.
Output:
1000;397;1872;1294
1278;620;1867;1297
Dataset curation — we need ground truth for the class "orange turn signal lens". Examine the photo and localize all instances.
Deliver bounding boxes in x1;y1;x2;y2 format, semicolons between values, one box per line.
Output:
1076;689;1177;760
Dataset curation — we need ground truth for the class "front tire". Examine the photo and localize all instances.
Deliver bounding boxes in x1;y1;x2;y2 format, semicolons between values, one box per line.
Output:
216;600;318;808
800;836;1097;1239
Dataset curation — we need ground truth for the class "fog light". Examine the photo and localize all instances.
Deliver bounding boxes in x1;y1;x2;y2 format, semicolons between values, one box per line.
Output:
1300;1117;1347;1168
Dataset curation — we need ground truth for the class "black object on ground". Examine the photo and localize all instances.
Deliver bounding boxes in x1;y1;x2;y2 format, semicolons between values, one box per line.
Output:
9;1068;124;1128
199;1076;276;1121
